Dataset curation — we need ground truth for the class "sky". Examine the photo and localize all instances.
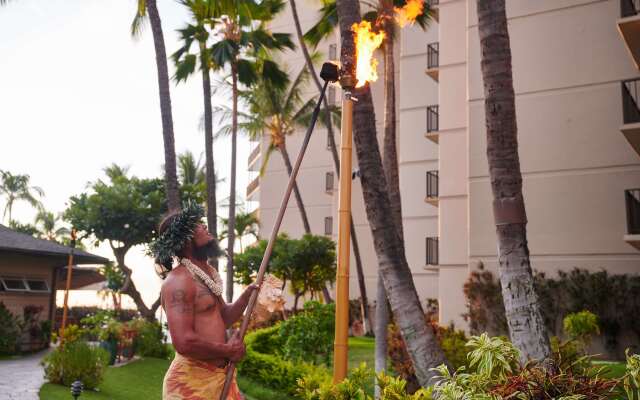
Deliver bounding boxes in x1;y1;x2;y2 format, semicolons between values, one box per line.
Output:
0;0;252;309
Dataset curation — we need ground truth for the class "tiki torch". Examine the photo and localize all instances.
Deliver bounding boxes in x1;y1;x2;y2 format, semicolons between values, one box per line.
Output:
59;228;77;345
220;62;340;400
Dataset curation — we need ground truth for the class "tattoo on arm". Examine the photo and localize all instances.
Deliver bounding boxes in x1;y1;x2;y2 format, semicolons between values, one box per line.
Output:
169;289;192;314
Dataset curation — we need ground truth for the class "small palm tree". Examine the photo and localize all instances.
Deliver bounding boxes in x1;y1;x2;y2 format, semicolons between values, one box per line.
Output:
220;211;259;253
0;170;44;223
34;209;70;242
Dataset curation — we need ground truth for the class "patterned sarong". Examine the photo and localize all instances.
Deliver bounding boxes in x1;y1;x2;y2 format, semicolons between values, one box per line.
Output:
163;353;243;400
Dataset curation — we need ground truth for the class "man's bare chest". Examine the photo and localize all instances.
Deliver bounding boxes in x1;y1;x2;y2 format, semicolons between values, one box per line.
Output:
194;283;220;314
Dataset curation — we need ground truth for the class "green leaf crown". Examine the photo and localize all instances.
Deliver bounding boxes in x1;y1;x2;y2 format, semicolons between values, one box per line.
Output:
150;201;205;269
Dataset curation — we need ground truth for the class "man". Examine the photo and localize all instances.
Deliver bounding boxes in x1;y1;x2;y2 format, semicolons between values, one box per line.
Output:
151;202;259;400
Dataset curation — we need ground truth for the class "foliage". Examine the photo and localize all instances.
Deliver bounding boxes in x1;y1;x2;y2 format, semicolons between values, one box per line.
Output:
220;210;259;251
55;306;138;326
625;350;640;400
279;301;335;364
8;219;40;236
235;234;336;304
0;169;44;222
101;262;126;291
52;324;85;345
80;310;118;341
42;341;110;389
238;325;330;395
35;208;70;242
564;311;600;352
0;302;20;354
128;318;171;359
22;304;45;343
431;335;622;400
464;268;640;352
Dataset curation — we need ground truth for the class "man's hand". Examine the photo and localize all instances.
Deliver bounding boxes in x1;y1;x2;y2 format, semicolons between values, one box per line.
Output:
243;282;261;298
226;331;246;363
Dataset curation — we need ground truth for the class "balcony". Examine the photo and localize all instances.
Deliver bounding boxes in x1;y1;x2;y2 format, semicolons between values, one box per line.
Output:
425;42;439;82
425;170;439;207
247;145;260;171
625;189;640;250
425;105;439;143
325;172;335;193
425;237;439;270
621;78;640;156
617;0;640;68
324;216;333;236
246;176;260;200
427;0;439;22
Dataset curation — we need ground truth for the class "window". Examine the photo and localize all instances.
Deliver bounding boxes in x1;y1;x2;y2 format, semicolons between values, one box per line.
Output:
325;172;334;192
426;237;439;266
1;277;28;291
324;217;333;236
426;105;439;132
26;279;49;293
426;170;439;198
329;44;337;60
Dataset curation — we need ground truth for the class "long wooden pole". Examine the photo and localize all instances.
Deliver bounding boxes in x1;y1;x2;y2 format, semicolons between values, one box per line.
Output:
59;228;77;345
333;91;353;383
220;79;332;399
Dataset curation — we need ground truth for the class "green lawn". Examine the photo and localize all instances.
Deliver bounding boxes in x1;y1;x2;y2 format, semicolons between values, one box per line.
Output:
593;360;627;379
39;337;375;400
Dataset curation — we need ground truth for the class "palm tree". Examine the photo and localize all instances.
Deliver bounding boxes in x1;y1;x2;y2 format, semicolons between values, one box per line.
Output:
220;211;259;253
333;0;449;387
207;0;294;302
172;2;221;267
131;0;180;212
34;209;70;242
0;170;44;223
476;0;551;363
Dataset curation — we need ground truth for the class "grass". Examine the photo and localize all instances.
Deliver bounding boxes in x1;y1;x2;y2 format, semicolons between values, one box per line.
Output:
593;360;627;379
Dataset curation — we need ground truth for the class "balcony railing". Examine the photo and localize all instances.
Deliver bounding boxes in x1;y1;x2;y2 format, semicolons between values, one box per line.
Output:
426;237;439;265
426;170;439;199
621;0;640;17
426;0;439;5
325;172;334;192
247;145;260;166
246;176;259;197
623;78;640;124
325;216;333;236
427;42;439;70
626;189;640;234
427;105;439;132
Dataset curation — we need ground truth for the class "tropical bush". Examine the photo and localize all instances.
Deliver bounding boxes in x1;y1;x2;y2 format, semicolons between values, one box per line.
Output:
128;318;171;359
564;310;600;345
625;350;640;400
51;324;85;345
279;301;335;364
42;341;109;389
0;302;20;354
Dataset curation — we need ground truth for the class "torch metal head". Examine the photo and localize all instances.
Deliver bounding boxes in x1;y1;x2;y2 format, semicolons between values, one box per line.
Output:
320;62;340;83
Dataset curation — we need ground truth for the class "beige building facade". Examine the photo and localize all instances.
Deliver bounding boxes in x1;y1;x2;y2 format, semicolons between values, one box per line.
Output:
249;0;640;329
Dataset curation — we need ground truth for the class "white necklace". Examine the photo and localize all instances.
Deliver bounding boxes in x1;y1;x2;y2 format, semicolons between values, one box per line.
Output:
180;257;223;298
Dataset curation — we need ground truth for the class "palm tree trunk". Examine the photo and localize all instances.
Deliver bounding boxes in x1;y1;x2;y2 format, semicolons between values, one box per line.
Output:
334;0;449;385
278;143;312;233
226;62;239;303
288;0;370;330
146;0;180;211
374;277;389;399
476;0;551;363
201;42;219;270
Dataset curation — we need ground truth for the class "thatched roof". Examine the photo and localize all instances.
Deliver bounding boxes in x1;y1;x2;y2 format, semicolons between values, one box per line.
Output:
0;224;109;265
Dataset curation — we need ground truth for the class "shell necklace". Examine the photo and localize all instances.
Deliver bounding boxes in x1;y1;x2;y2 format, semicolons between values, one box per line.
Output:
180;257;223;298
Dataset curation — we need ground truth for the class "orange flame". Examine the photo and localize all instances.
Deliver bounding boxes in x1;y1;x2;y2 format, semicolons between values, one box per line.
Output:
352;21;385;88
394;0;424;27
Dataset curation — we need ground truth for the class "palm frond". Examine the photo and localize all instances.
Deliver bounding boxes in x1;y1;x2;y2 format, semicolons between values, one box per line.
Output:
259;145;277;176
303;0;337;49
130;0;148;39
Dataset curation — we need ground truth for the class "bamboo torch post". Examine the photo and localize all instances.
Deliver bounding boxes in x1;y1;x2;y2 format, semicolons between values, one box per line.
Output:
59;228;77;346
219;62;340;400
332;87;355;383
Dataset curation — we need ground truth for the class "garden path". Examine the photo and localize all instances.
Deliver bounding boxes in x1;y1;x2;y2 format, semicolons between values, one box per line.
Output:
0;349;49;400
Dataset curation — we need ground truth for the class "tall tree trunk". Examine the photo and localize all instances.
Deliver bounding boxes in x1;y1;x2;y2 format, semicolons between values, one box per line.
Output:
288;0;370;330
374;277;389;399
226;62;239;303
476;0;551;363
146;0;180;211
201;42;219;270
334;0;449;386
111;244;161;320
278;143;312;234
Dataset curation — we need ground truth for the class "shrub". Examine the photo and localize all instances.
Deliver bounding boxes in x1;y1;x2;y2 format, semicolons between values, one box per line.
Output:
128;318;171;359
279;301;335;364
0;302;20;354
625;350;640;400
51;324;85;345
563;310;600;344
42;341;109;389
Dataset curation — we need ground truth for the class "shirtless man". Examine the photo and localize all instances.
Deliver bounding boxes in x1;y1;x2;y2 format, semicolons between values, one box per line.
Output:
151;204;258;400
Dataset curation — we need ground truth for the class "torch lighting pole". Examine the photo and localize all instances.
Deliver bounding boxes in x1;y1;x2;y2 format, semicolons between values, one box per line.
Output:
59;228;77;346
332;75;356;383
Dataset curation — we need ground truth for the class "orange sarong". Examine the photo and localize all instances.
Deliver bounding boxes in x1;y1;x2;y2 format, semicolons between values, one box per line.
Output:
163;353;243;400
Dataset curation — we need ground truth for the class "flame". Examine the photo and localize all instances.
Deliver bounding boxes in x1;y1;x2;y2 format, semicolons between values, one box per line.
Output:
394;0;424;27
352;21;385;88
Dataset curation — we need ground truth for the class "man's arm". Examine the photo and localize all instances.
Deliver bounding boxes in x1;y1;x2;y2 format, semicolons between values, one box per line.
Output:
220;283;259;327
163;272;243;361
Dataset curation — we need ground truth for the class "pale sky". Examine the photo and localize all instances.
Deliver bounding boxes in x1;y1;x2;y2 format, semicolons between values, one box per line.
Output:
0;0;252;309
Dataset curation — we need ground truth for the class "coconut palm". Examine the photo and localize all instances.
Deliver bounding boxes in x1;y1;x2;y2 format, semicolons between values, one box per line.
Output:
333;0;449;387
0;170;44;223
220;211;259;253
207;0;294;302
476;0;551;363
131;0;180;211
172;1;221;265
34;209;69;242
